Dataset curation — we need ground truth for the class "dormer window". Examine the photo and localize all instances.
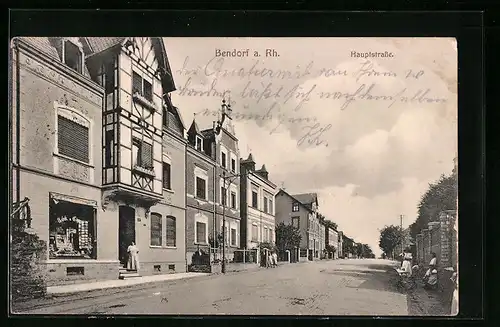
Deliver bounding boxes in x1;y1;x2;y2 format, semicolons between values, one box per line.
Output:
195;136;203;152
62;39;83;74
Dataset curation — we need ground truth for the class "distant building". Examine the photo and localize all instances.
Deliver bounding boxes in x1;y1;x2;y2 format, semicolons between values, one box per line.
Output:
337;231;344;258
324;225;339;259
239;154;277;250
275;190;321;261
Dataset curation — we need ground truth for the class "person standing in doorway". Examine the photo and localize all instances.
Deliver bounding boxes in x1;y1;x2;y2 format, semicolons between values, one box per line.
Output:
127;241;140;271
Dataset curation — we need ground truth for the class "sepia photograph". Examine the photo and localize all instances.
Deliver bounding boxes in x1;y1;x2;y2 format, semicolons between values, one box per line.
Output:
9;36;458;316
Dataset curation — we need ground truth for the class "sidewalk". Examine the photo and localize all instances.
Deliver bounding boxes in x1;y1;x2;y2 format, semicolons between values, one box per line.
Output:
47;272;210;296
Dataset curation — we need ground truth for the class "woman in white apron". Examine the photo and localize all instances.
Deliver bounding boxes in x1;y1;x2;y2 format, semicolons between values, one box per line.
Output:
127;241;140;271
401;248;413;276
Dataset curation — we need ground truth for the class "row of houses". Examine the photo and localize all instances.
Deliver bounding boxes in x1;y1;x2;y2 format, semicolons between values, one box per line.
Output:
9;37;344;287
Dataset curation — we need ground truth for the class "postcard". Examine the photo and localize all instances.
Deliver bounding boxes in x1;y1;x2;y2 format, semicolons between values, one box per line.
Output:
9;37;458;316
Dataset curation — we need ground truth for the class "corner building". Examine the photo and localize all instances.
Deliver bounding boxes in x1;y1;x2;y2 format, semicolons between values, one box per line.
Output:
10;37;186;285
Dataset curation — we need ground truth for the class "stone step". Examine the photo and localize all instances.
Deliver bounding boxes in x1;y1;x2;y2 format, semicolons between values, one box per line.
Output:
119;272;140;280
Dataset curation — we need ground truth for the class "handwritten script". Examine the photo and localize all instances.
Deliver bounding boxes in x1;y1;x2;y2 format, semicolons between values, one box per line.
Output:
176;56;450;148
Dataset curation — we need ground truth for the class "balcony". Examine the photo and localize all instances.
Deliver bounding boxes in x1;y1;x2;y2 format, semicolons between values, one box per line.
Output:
102;182;162;210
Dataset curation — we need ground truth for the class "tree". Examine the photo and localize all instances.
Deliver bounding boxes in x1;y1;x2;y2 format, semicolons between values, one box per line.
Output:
410;169;457;239
275;222;301;251
342;235;355;257
359;243;375;258
379;225;403;258
317;213;338;230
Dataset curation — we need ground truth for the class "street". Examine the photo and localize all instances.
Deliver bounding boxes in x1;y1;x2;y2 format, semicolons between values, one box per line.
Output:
20;259;414;316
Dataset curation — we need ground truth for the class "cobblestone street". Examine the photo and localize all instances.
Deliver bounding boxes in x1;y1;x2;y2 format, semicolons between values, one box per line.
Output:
21;259;414;315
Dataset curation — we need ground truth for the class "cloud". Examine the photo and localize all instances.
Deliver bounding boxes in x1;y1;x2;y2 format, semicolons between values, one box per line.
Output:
164;37;457;251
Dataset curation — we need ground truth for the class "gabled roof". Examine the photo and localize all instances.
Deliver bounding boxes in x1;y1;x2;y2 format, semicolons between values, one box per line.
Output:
86;37;125;56
292;193;318;206
276;189;313;213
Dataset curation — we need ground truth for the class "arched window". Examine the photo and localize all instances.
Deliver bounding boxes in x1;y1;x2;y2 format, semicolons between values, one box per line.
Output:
150;213;162;246
166;216;176;247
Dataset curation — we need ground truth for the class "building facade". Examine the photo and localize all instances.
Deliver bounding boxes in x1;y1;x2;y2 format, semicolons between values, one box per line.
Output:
185;119;217;264
10;37;185;286
337;231;344;258
209;120;241;261
239;154;277;250
325;226;339;259
275;190;321;261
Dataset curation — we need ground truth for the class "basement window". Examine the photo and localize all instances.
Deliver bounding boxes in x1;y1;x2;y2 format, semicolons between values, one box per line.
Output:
66;267;85;276
154;265;161;272
168;264;175;272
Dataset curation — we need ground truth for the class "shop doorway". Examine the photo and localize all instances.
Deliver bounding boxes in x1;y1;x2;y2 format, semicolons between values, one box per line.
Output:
119;206;136;267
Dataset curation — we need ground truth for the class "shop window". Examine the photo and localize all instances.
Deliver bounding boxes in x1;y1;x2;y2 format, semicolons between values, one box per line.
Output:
58;115;90;163
150;213;162;246
166;216;176;247
49;197;97;260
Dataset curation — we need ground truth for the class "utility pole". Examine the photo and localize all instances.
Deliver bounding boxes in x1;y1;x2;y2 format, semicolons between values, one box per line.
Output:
400;214;404;254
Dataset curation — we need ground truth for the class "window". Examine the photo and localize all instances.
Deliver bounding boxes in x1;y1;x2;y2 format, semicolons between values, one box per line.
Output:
166;216;176;247
264;227;268;242
105;129;114;166
292;217;300;229
132;71;153;102
224;226;229;245
104;61;115;94
269;199;273;215
231;158;236;172
292;202;300;212
264;198;268;213
252;191;258;208
196;177;206;200
163;163;171;189
230;191;236;209
221;152;227;168
196;221;207;244
150;213;162;246
195;136;203;151
221;187;227;205
251;224;258;241
63;40;83;73
49;196;97;260
231;228;237;246
58;115;89;163
132;138;153;169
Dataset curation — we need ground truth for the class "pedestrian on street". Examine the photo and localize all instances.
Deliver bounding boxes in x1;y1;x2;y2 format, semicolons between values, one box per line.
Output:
272;251;278;268
266;251;271;268
127;241;140;271
401;247;413;276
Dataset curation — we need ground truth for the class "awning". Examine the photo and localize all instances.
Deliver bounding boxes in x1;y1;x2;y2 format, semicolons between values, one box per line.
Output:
49;192;98;208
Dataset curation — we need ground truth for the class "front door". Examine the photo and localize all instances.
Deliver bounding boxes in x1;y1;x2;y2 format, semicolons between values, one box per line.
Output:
119;206;136;267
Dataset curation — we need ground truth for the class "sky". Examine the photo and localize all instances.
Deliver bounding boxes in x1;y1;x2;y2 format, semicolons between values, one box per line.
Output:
163;37;457;256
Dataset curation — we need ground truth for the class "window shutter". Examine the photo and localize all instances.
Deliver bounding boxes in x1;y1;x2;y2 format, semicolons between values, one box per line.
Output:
143;80;153;101
58;116;89;163
141;141;153;168
132;72;142;95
